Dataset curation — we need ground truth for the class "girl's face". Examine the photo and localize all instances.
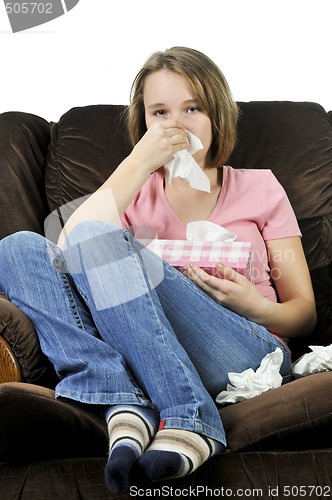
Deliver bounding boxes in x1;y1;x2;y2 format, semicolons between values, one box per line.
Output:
143;69;213;168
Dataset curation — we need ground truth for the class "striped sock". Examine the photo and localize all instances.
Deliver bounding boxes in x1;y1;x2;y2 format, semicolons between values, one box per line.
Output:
132;429;225;485
104;405;158;494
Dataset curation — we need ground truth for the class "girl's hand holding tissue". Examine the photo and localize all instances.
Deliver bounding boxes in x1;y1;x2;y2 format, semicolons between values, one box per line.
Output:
183;262;268;323
131;120;188;174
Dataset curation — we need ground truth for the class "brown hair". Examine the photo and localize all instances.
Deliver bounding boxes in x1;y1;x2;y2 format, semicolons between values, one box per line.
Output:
127;46;239;167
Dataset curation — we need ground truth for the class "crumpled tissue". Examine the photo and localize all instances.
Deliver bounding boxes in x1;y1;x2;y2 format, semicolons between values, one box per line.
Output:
292;344;332;378
166;131;211;193
186;220;237;242
215;348;283;404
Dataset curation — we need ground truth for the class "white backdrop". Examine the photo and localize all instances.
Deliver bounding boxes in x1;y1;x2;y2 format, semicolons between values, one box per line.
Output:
1;0;331;121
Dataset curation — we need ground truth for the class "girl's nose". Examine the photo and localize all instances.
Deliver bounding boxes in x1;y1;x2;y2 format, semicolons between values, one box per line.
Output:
169;111;184;127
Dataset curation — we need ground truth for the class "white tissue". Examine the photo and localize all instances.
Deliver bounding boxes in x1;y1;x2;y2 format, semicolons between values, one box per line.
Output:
292;344;332;378
186;220;237;242
166;131;211;193
216;348;283;404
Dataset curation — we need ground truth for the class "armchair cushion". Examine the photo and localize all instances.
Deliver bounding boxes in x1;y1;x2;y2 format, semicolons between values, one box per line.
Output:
2;372;332;464
220;371;332;452
0;382;108;463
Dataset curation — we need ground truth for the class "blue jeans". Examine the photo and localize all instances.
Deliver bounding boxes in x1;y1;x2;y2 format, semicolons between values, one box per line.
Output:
0;222;292;445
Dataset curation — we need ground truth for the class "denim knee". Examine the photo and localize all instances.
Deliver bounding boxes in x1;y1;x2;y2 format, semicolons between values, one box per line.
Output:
63;221;123;248
0;231;45;293
61;221;127;276
0;230;44;263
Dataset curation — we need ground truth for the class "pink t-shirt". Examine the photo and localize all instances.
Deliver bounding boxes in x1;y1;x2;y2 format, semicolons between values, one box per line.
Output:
121;165;301;304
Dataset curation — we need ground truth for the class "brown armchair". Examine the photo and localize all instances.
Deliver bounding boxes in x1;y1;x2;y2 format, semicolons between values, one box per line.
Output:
0;102;331;499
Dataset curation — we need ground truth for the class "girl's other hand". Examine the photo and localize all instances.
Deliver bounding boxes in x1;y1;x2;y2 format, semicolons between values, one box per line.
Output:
183;263;268;324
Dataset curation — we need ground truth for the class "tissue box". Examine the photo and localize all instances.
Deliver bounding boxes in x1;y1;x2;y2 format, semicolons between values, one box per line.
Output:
141;240;253;281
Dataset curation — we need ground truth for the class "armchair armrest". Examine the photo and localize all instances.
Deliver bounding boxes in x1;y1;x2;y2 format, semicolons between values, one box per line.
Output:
0;336;22;382
0;111;50;240
0;294;56;387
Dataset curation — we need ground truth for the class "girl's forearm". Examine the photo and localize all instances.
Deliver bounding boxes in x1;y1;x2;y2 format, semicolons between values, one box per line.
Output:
57;154;151;248
256;296;317;338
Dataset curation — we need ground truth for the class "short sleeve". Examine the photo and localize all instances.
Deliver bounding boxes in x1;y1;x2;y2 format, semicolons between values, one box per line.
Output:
262;172;302;240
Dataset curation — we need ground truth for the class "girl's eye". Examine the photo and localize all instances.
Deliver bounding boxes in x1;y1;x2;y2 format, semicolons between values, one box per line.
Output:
154;110;167;116
187;106;199;113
